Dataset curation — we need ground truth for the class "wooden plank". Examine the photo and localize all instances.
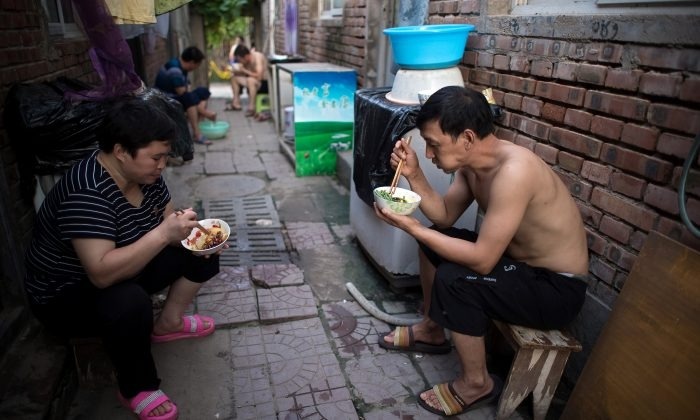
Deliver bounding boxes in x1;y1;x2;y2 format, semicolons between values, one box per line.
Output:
562;231;700;419
494;320;582;351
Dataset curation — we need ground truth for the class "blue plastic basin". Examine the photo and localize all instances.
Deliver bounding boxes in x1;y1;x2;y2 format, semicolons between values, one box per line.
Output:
199;121;230;139
383;24;475;70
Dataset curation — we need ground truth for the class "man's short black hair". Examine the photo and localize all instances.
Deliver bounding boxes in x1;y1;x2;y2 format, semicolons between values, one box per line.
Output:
234;45;250;59
416;86;495;140
181;46;205;63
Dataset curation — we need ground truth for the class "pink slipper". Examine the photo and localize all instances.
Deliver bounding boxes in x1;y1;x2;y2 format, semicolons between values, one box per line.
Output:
151;314;215;343
118;389;178;420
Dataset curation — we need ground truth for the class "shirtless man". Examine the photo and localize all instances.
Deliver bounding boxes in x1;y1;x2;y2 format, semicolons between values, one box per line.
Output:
374;86;589;416
229;45;268;116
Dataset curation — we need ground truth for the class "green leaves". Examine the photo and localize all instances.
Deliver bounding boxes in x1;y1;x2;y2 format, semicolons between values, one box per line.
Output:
190;0;250;48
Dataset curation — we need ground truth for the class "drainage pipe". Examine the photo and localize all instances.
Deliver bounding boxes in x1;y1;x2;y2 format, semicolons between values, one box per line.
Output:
345;282;422;326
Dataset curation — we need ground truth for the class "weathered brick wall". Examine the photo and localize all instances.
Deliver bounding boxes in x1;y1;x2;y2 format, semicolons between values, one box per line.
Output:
427;1;700;309
275;0;367;86
0;2;98;310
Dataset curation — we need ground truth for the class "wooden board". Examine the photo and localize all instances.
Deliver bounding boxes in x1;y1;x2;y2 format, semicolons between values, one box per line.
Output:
562;231;700;419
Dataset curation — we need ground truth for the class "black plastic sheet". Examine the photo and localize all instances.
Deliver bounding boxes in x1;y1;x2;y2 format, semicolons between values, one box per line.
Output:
353;88;419;207
4;77;193;202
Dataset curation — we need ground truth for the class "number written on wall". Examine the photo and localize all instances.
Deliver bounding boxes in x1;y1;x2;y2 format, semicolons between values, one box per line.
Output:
592;20;619;40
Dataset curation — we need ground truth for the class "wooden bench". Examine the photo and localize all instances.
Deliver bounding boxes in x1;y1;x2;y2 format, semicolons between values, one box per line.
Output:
492;320;582;420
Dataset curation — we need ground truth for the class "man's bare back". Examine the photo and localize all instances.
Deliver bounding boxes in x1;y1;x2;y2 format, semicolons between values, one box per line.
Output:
463;140;589;275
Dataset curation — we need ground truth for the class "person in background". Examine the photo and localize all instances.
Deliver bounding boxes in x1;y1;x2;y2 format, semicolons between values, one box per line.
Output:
374;86;589;416
155;46;216;145
226;35;245;109
24;99;224;420
228;44;268;117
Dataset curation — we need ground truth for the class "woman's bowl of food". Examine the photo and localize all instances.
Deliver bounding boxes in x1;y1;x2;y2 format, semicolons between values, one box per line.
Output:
373;186;422;215
181;218;230;255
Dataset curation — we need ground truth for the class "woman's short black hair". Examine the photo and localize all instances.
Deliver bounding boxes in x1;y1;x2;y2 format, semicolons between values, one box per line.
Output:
97;98;177;156
416;86;494;140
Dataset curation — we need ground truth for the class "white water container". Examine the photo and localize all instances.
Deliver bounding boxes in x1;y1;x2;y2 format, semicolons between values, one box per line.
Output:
283;106;295;139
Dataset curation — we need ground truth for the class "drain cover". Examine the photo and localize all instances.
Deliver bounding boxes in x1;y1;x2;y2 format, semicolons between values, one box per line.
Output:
226;228;286;252
203;195;281;228
220;251;291;266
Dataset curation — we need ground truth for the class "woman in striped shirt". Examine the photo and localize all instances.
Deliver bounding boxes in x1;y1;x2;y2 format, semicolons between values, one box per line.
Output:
25;98;221;420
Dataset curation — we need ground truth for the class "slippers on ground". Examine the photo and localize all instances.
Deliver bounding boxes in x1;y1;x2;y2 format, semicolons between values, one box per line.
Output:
255;113;272;122
417;374;502;417
378;325;452;354
118;389;178;420
151;314;215;343
245;110;256;117
225;104;242;111
193;135;212;145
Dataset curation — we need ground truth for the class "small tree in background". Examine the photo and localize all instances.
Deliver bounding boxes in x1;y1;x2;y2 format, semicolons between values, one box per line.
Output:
191;0;251;57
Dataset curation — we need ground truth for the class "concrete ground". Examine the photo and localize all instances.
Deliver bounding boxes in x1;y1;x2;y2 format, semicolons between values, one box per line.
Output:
64;83;539;420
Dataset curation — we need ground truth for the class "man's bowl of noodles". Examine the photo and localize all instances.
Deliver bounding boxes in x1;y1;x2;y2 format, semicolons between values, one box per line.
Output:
181;218;230;255
373;186;421;215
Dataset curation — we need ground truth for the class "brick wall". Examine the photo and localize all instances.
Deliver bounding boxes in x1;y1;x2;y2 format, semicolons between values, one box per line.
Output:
275;0;367;86
0;2;98;314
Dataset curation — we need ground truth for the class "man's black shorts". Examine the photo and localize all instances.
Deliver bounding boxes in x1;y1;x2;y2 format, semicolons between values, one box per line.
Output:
420;227;587;337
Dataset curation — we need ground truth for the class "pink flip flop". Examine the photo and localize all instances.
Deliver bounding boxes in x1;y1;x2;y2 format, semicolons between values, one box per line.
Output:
118;389;178;420
151;314;215;343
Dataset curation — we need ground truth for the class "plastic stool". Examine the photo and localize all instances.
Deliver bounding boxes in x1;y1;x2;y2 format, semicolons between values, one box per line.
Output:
255;93;270;114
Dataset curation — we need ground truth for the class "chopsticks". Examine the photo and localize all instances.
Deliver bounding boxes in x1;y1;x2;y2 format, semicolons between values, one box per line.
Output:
389;136;412;195
175;209;211;235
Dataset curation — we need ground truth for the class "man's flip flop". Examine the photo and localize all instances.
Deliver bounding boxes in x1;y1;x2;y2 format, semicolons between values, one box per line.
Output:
245;110;256;117
151;314;216;343
378;325;452;354
417;375;502;417
225;104;242;111
118;389;178;420
194;135;212;145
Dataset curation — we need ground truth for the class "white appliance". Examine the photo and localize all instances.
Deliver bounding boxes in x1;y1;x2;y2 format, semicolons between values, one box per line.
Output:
350;126;478;287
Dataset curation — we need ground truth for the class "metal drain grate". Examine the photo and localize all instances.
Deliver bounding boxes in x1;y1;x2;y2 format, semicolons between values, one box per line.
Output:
220;251;291;267
226;228;286;252
203;195;280;228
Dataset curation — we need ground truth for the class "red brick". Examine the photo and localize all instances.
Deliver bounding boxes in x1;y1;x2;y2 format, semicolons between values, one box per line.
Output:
604;68;642;92
679;77;700;103
635;46;700;72
510;114;551;140
687;197;700;226
591;116;623;140
589;256;617;284
535;81;585;106
656;217;700;250
567;43;587;60
541;103;566;123
535;142;559;164
600;215;633;244
521;96;542;117
577;63;607;86
503;92;522;110
553;61;578;81
592;278;618;306
509;55;530;73
550;127;602;158
531;60;553;78
493;54;509;70
610;172;647;200
600;144;674;183
620;124;659;152
464;51;478;66
581;161;613;185
605;244;637;272
495;127;517;142
648;103;700;136
579;203;604;227
558;151;584;174
460;0;481;14
477;52;494;68
590;187;657;232
586;228;608;255
564;109;592;131
498;74;537;95
598;44;624;63
639;72;682;98
514;134;536;151
657;132;694;160
584;90;649;122
469;68;498;87
629;230;647;252
672;167;700;197
644;184;679;215
556;169;593;201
